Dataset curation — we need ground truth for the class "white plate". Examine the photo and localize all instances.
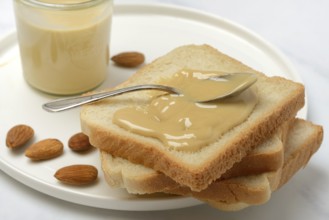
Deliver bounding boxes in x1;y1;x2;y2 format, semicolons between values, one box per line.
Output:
0;3;306;211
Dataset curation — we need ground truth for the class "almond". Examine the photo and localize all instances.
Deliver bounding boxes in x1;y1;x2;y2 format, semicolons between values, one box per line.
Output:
6;124;34;149
68;132;93;152
54;164;98;185
111;51;145;67
25;138;63;161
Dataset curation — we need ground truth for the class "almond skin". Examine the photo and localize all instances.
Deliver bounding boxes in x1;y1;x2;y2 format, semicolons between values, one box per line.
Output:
25;138;63;161
111;51;145;67
6;124;34;149
54;165;98;185
68;132;93;152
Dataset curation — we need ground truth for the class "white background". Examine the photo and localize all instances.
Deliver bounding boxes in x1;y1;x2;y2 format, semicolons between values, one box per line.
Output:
1;0;328;219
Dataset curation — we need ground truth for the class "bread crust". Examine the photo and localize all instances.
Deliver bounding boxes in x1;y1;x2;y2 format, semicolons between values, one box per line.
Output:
163;119;322;209
81;44;305;191
99;118;323;210
204;119;323;210
100;123;286;194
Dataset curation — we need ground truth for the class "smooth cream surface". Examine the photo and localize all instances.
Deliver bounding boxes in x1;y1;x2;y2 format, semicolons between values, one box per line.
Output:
113;70;258;151
38;1;93;4
14;0;112;95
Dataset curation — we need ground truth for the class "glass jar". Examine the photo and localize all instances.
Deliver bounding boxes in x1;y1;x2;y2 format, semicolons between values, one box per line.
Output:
13;0;113;95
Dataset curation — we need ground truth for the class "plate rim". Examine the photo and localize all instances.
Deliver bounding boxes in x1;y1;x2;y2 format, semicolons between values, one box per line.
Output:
114;3;303;82
0;2;306;211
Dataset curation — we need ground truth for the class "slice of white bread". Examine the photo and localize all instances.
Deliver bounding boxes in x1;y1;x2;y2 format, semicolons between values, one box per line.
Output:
81;44;305;191
100;122;287;194
206;118;323;211
100;119;323;211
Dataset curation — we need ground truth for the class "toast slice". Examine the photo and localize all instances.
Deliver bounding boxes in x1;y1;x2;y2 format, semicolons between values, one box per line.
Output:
100;122;287;194
101;119;323;211
81;44;305;191
206;118;323;211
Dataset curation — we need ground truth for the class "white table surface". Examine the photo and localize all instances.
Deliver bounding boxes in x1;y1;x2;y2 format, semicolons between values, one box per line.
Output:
1;0;328;219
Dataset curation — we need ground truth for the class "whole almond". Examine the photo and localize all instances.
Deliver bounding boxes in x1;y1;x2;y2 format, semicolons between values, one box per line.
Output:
25;138;63;161
6;124;34;149
111;51;145;67
54;165;98;185
68;132;93;152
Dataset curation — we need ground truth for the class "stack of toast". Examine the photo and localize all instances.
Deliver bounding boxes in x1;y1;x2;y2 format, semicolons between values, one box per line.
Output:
80;45;323;210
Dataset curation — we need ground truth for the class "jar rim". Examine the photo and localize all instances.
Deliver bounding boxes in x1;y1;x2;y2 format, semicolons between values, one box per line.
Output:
18;0;109;10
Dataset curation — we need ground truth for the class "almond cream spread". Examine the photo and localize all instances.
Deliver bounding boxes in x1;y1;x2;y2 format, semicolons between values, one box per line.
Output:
113;69;258;151
14;0;112;95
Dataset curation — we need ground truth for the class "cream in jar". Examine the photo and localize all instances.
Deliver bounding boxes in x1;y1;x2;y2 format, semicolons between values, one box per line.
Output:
14;0;113;95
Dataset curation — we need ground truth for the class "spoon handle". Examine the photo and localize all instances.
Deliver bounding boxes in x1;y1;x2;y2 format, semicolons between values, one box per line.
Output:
42;84;177;112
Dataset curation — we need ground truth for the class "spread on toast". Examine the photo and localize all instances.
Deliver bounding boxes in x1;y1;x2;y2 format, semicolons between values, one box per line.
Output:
113;69;258;151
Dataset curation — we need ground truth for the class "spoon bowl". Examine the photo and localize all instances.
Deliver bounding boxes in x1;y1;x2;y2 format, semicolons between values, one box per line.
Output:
42;72;257;112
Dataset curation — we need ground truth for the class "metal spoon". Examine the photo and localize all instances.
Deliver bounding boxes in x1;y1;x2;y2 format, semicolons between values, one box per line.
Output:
42;73;257;112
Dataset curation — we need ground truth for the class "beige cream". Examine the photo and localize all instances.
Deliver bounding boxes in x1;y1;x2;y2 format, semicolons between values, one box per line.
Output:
14;0;112;95
113;70;258;151
39;1;91;3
